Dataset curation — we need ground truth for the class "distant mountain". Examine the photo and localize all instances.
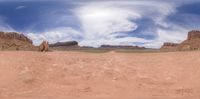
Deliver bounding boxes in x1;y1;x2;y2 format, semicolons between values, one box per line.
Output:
100;45;146;49
49;41;78;47
49;41;79;50
0;31;36;50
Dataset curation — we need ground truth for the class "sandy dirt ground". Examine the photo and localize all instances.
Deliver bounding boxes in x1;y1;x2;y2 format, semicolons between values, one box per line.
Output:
0;51;200;99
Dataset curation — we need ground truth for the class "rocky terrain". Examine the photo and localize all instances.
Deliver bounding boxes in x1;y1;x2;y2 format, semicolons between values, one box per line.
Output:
161;30;200;51
0;51;200;99
0;31;36;51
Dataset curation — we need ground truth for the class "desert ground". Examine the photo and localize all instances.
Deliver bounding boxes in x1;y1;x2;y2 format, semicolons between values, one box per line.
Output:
0;51;200;99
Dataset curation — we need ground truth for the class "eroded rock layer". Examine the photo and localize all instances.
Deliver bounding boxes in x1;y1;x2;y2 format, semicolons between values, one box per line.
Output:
0;31;36;50
160;42;179;51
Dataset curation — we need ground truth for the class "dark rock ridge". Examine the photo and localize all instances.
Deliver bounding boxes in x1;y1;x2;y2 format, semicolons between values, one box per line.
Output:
49;41;78;47
0;31;36;50
100;45;146;49
160;30;200;51
49;41;79;50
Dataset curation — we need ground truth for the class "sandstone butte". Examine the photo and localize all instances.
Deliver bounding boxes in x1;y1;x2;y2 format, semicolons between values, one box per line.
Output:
160;30;200;51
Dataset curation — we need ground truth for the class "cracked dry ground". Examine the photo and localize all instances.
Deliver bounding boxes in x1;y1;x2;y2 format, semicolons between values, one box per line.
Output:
0;51;200;99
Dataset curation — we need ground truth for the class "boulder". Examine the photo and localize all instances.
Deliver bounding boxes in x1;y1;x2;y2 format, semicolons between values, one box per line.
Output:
39;41;49;52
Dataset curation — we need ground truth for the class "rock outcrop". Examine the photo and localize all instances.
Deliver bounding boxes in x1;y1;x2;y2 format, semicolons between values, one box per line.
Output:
177;30;200;51
0;31;36;50
160;30;200;51
160;42;179;51
187;30;200;40
39;41;49;52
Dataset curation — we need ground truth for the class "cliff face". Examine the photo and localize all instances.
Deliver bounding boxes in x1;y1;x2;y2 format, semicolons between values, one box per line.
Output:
187;30;200;40
177;30;200;51
0;31;36;50
160;30;200;51
160;42;179;51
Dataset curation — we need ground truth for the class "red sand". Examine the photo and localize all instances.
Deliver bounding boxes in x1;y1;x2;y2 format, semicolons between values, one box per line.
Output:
0;51;200;99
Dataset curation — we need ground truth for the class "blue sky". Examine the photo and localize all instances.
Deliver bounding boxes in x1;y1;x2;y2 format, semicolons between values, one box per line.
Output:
0;0;200;48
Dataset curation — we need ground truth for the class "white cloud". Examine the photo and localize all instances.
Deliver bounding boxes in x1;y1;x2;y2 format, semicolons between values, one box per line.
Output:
15;6;26;10
0;0;198;48
143;26;189;48
27;27;82;45
73;1;179;47
80;37;149;47
27;0;197;48
0;16;15;32
74;3;143;47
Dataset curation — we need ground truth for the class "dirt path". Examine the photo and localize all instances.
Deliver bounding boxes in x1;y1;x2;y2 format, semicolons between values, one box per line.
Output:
0;51;200;99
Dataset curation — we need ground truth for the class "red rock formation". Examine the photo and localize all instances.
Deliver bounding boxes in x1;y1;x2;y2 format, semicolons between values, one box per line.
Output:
187;30;200;40
160;30;200;51
160;42;179;51
39;41;49;52
177;30;200;51
0;31;36;50
0;31;32;44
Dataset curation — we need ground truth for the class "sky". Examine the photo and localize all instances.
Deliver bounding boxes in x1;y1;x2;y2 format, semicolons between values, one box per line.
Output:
0;0;200;48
